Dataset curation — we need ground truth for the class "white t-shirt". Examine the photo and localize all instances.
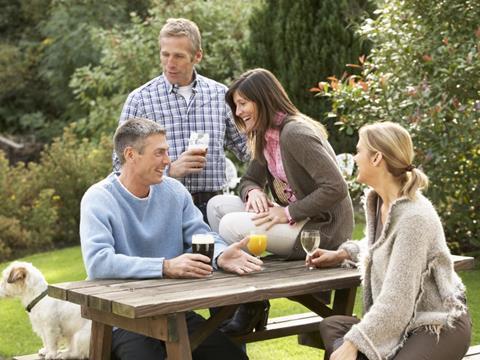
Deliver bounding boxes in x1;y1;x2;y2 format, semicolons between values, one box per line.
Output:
178;83;193;101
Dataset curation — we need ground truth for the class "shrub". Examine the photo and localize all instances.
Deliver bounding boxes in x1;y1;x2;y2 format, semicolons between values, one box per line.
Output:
316;0;480;252
243;0;375;152
70;0;257;139
0;153;58;260
0;125;112;260
34;124;113;245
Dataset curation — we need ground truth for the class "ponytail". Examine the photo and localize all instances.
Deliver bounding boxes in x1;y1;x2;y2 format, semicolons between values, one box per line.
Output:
401;167;429;199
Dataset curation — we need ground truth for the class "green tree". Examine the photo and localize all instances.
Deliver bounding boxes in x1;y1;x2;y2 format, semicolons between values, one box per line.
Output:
0;0;149;141
70;0;257;139
244;0;375;151
319;0;480;252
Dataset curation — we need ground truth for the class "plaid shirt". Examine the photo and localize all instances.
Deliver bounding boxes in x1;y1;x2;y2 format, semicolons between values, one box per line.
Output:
114;72;249;193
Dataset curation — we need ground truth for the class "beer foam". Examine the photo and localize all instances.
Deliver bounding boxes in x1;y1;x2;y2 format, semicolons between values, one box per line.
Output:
192;234;214;244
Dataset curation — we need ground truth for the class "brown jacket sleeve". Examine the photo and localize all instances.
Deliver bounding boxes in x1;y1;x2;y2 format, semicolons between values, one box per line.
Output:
238;158;268;202
280;122;348;221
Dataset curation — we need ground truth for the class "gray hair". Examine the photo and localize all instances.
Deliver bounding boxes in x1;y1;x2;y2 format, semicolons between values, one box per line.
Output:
159;18;202;55
114;118;166;165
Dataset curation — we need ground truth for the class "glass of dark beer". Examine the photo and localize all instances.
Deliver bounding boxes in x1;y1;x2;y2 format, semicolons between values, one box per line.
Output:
192;234;215;265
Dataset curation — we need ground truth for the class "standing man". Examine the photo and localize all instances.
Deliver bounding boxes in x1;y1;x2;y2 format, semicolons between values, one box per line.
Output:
81;118;261;360
114;18;249;220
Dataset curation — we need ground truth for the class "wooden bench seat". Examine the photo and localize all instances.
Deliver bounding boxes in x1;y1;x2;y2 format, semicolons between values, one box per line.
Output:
231;311;323;344
13;342;480;360
465;345;480;359
14;344;480;359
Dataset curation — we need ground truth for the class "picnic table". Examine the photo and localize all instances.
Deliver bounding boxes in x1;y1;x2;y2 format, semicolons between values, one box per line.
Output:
48;255;474;360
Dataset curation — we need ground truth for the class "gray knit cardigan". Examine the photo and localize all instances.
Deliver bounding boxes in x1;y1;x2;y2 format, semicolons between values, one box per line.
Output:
340;190;467;360
238;119;354;259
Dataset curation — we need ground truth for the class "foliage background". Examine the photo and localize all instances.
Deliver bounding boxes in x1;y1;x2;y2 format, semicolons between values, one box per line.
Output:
0;0;258;260
317;0;480;252
243;0;376;152
70;0;258;139
0;0;478;257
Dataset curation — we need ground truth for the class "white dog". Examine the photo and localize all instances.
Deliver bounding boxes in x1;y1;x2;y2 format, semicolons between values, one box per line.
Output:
0;261;90;359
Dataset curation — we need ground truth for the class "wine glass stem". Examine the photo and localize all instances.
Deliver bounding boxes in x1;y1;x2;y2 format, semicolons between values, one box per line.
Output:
308;252;315;270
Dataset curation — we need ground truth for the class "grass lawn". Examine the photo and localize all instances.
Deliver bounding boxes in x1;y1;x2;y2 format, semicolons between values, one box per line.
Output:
1;223;478;359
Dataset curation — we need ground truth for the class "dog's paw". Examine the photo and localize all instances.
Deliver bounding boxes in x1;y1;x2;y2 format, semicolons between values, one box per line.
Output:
44;351;58;359
57;351;67;359
57;350;78;359
38;347;46;356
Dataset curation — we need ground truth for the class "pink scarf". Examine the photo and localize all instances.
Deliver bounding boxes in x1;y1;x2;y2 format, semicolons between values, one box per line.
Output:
263;112;297;203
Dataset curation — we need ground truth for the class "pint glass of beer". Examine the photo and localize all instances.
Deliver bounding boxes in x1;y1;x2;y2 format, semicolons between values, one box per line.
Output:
192;234;215;265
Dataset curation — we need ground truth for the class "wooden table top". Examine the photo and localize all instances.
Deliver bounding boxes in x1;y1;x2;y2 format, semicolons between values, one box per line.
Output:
48;255;474;320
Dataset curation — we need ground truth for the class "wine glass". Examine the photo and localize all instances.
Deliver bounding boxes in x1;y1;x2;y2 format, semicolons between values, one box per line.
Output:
301;230;321;270
247;230;268;269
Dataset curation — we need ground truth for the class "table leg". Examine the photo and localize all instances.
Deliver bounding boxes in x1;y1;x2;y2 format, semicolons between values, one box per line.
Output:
332;287;356;316
165;312;192;360
89;320;112;360
190;305;238;351
297;287;357;349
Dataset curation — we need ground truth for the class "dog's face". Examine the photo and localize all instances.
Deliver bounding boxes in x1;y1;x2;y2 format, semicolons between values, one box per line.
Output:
0;261;37;298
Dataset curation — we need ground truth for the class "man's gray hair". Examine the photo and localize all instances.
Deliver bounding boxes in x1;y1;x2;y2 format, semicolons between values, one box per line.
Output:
114;118;166;165
159;18;202;55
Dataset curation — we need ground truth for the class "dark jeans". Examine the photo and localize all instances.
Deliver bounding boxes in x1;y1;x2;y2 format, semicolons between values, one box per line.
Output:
192;191;222;225
111;311;248;360
196;199;209;224
319;311;471;360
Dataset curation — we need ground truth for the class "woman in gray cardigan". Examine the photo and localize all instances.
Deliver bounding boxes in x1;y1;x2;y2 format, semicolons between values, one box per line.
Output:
312;122;471;359
207;68;354;260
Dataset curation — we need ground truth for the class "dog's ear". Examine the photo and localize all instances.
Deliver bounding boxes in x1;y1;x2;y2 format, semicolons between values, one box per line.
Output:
7;267;27;284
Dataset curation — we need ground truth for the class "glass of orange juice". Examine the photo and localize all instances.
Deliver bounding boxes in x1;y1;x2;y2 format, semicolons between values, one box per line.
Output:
247;230;268;260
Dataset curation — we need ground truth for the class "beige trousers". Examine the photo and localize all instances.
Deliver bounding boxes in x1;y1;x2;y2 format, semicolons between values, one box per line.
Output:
206;194;307;257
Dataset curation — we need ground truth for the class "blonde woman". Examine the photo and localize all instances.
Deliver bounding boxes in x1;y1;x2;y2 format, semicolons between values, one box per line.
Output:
311;122;471;360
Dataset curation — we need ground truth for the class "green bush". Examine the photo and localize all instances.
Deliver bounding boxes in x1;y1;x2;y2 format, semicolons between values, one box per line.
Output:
0;125;112;260
243;0;375;152
316;0;480;252
0;0;150;141
70;0;258;139
34;124;113;245
0;153;58;260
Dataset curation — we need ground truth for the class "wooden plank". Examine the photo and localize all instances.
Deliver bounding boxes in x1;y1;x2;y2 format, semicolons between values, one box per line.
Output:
48;259;307;306
190;305;238;350
13;355;43;360
82;307;169;340
232;312;323;343
48;255;472;319
452;255;476;271
332;287;357;316
110;268;361;318
465;345;480;359
165;312;192;360
289;294;335;318
67;265;352;316
48;279;136;302
89;321;112;360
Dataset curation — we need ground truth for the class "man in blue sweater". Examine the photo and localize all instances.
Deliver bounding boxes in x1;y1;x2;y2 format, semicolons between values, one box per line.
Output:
80;118;261;359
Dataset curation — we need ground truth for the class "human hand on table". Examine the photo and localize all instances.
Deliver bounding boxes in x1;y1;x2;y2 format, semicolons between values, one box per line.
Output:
251;206;288;231
163;253;213;278
217;237;263;275
307;248;350;269
331;340;358;360
245;188;273;213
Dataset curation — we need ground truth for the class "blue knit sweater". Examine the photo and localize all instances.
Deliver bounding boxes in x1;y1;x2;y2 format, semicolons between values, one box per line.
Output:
80;173;227;279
